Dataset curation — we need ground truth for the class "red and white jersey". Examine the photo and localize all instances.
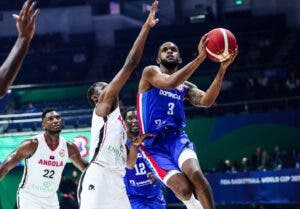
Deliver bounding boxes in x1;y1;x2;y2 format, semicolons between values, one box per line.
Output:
89;106;127;176
18;133;68;198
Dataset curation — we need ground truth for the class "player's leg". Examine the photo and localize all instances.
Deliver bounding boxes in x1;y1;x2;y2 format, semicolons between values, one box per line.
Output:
165;171;193;200
17;196;42;209
107;171;131;209
77;163;105;209
140;143;200;209
17;190;57;209
129;196;166;209
178;148;215;209
78;163;131;209
165;172;203;209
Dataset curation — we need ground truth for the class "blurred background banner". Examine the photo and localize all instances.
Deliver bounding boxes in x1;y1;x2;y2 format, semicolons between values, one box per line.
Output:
207;168;300;204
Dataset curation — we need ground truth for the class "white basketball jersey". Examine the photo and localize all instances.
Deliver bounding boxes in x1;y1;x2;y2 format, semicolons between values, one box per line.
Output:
18;133;68;198
89;106;127;176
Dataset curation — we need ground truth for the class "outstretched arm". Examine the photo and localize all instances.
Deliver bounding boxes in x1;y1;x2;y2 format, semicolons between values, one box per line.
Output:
102;1;159;101
0;0;39;97
0;139;37;180
68;142;88;172
185;51;238;107
139;34;208;91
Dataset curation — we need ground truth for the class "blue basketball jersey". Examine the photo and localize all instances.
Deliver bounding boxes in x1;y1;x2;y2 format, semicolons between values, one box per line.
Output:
124;141;165;199
137;84;187;135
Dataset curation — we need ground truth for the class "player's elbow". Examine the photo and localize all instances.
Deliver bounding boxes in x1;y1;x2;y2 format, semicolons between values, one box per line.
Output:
200;98;215;108
124;58;139;69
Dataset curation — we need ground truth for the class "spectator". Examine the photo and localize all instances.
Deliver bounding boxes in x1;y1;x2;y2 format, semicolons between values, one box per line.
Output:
293;150;300;169
224;160;237;173
257;150;271;171
271;146;284;170
24;102;39;113
251;147;262;170
241;157;251;172
285;71;300;91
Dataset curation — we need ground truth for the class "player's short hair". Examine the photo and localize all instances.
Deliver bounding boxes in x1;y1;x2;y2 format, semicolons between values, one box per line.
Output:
42;108;56;121
157;41;179;57
87;82;108;107
87;82;98;106
122;106;136;120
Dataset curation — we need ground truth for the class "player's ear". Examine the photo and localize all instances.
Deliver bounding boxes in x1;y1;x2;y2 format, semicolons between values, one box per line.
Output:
178;57;182;64
156;57;161;64
91;94;98;104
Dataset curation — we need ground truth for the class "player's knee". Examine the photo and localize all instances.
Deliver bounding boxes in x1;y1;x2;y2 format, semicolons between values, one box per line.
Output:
174;183;193;200
190;170;209;191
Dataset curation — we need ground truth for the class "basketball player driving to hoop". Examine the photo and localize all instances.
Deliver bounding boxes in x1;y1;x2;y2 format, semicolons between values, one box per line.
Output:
136;37;237;209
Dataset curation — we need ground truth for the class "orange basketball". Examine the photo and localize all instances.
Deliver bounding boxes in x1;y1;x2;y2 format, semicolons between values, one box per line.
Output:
206;28;237;62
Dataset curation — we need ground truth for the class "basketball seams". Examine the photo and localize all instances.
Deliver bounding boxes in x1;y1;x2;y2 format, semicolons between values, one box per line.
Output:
206;28;237;62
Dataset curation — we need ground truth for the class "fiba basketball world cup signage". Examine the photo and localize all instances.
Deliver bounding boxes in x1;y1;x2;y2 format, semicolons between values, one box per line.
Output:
207;168;300;204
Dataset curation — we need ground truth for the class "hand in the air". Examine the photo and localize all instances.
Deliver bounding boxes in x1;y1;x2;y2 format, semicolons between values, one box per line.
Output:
145;1;159;28
13;0;40;41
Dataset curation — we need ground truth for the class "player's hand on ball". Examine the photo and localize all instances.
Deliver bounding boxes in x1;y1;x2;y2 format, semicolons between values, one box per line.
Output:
145;1;159;28
220;47;238;69
198;34;209;60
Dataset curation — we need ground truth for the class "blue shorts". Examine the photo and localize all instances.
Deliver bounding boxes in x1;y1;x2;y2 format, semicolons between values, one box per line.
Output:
129;196;166;209
140;128;195;181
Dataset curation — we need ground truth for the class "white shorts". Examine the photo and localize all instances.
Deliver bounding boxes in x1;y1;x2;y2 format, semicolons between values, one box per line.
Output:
163;148;198;184
78;163;131;209
17;189;59;209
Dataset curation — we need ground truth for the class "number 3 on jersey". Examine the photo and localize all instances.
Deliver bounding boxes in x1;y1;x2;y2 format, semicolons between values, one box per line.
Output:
167;102;175;115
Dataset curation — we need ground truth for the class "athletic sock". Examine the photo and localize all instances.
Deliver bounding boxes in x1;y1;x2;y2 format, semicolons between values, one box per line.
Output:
182;194;203;209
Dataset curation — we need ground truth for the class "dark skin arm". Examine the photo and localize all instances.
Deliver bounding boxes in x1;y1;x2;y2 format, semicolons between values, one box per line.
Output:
138;34;208;92
67;142;88;172
126;133;154;169
0;0;39;97
185;51;238;107
96;1;159;117
0;139;37;180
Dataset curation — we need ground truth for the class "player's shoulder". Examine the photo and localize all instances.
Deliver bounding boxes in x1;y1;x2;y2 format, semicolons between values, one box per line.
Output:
22;138;38;147
184;80;197;89
18;138;39;156
143;65;161;73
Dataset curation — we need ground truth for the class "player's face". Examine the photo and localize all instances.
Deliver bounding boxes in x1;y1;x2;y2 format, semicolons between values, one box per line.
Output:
157;42;181;69
43;111;62;134
125;110;139;135
91;82;108;105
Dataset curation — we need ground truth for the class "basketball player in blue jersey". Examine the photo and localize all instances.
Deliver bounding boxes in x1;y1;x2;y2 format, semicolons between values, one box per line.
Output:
123;107;166;209
0;0;39;98
0;108;88;209
137;39;237;209
79;2;158;209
